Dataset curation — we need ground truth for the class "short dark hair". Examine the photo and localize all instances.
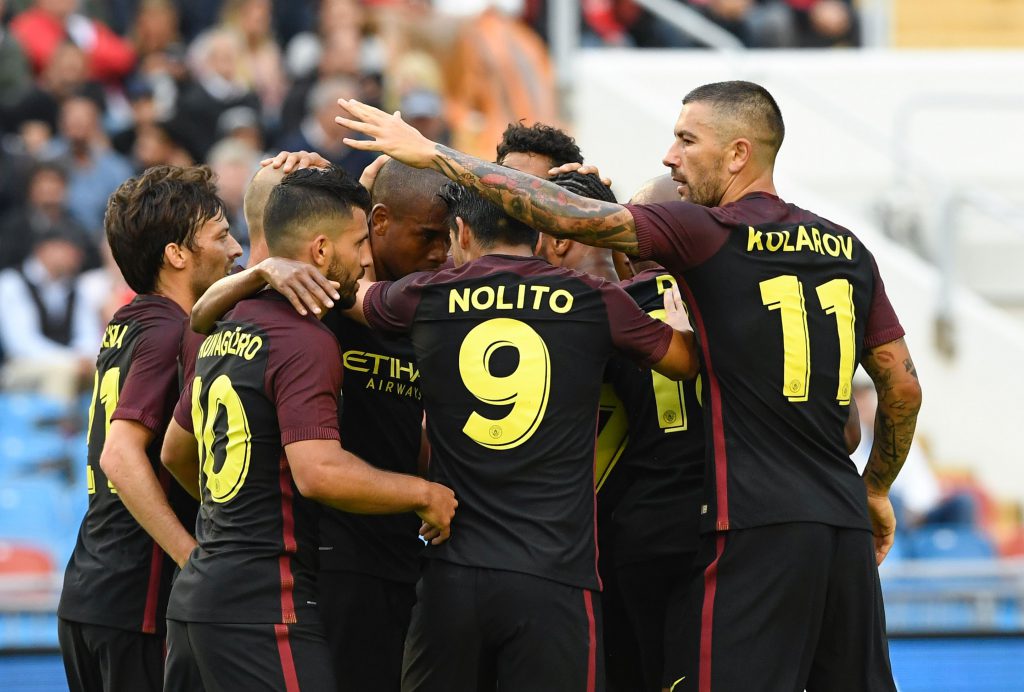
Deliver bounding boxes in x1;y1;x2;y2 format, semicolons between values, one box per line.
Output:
495;122;584;167
263;166;371;254
440;182;537;251
28;160;69;185
550;171;617;204
105;165;225;294
683;80;785;153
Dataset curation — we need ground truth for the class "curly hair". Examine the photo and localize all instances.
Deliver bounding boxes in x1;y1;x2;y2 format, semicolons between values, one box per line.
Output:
495;122;584;167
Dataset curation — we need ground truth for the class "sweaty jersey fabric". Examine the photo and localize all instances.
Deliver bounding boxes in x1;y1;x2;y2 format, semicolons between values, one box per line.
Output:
59;295;196;635
627;193;905;533
609;268;705;564
318;312;424;583
167;290;342;625
363;253;673;590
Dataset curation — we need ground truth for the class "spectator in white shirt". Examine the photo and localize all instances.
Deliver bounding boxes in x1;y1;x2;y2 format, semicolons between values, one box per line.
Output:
0;227;99;402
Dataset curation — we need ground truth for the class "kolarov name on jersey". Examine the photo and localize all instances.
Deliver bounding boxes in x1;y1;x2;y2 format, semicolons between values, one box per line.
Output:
746;225;854;260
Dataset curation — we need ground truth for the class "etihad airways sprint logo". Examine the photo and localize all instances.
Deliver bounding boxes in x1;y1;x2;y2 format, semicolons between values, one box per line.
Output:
343;350;421;399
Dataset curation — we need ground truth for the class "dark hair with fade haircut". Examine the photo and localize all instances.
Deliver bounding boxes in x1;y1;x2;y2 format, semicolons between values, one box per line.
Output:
105;164;225;294
263;166;371;254
550;171;617;204
495;122;584;167
439;182;538;251
683;80;785;153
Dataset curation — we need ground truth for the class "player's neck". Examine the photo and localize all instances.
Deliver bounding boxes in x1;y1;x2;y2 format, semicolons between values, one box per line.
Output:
152;275;196;316
475;244;534;261
719;172;777;207
565;251;617;282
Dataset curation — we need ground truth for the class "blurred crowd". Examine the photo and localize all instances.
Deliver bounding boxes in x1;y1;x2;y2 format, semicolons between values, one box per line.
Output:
0;0;860;401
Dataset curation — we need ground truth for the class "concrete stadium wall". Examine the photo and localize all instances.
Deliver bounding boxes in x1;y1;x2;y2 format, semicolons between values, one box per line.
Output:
570;49;1024;501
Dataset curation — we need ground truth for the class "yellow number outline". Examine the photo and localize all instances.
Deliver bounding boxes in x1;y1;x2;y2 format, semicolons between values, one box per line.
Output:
85;367;121;495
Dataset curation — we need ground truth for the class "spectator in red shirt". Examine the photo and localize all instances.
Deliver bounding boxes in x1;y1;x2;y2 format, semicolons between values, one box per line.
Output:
10;0;136;83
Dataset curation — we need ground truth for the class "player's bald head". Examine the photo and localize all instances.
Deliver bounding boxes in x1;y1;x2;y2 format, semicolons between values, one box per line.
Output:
371;159;448;214
630;174;682;205
243;165;287;244
683;81;785;162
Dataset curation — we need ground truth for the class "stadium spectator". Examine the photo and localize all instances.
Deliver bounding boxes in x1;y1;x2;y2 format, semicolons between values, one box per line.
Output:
207;136;261;256
10;0;136;82
276;76;377;179
173;28;261;160
131;0;181;62
0;225;98;403
219;0;288;120
442;3;559;159
687;0;859;48
0;0;32;118
0;161;97;271
7;41;105;138
279;26;363;141
46;94;133;236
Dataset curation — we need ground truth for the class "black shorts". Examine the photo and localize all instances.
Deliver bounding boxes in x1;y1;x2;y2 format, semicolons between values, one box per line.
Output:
615;552;697;692
164;620;334;692
663;523;896;692
401;560;604;692
58;618;164;692
318;570;416;692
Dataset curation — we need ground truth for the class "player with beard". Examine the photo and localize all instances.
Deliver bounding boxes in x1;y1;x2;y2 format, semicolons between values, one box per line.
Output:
58;166;243;692
158;167;457;692
190;157;451;691
336;80;921;692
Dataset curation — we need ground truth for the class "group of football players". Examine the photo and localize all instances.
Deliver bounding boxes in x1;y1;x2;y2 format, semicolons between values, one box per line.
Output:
57;80;922;692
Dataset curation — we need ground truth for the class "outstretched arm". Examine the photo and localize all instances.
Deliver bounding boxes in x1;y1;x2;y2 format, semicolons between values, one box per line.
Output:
192;258;341;333
860;337;923;564
335;100;640;253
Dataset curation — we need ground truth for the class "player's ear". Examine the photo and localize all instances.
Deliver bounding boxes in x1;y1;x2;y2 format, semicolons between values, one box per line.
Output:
164;242;188;270
728;138;752;173
310;234;330;268
553;238;572;257
455;217;470;251
370;203;388;237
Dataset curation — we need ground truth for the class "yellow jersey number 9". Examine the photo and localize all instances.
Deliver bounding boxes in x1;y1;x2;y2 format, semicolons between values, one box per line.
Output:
458;318;551;450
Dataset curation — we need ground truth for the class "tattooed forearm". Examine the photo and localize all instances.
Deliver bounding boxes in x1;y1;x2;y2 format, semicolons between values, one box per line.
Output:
431;145;640;254
861;339;923;493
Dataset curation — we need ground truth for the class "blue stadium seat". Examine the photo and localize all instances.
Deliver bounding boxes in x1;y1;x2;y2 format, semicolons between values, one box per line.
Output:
907;526;997;560
0;394;69;430
0;478;67;557
0;432;67;477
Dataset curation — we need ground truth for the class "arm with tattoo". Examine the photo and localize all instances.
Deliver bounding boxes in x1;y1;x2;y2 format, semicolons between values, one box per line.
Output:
861;337;923;493
430;145;639;253
334;99;640;253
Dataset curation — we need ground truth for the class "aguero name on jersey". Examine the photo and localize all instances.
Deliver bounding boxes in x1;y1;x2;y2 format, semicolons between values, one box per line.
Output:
627;193;905;534
608;268;706;564
166;290;343;625
59;295;197;635
363;254;674;591
318;311;424;583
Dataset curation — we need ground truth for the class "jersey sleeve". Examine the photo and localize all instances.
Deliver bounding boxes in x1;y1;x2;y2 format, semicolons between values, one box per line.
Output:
600;282;673;368
863;254;906;349
172;378;194;435
626;202;728;273
362;272;429;335
111;315;185;433
267;323;343;446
